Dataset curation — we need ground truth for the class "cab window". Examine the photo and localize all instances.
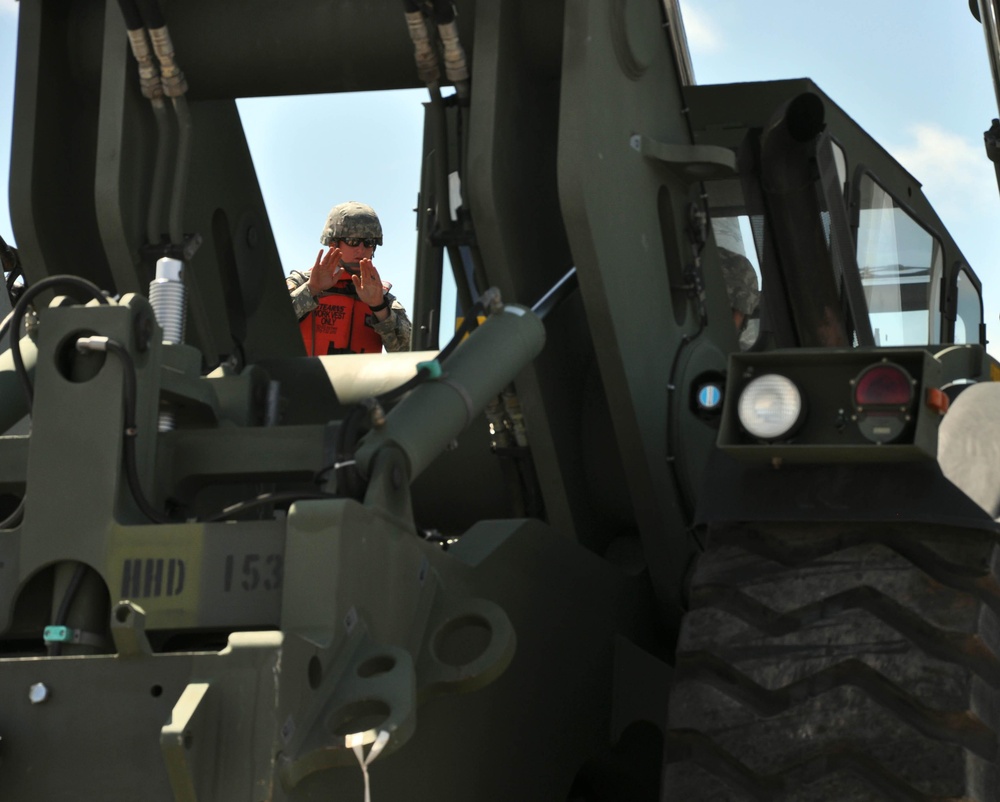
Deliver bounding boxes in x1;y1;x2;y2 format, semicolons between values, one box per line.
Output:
855;173;943;346
955;266;983;344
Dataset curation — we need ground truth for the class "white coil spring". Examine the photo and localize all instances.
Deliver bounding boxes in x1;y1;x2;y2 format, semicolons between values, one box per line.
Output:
149;278;186;345
150;257;187;433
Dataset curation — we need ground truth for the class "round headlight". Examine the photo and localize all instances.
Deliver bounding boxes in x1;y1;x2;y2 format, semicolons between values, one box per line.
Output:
737;374;803;440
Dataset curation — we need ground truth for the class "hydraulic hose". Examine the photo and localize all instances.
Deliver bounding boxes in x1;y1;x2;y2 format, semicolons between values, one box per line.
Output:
430;0;469;99
530;267;577;321
116;0;143;30
75;336;171;524
147;101;174;244
403;0;440;91
117;0;172;245
166;96;193;246
134;0;166;30
134;0;190;248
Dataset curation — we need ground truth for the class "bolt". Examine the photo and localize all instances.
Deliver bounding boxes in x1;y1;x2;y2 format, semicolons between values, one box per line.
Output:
246;226;259;248
28;682;49;704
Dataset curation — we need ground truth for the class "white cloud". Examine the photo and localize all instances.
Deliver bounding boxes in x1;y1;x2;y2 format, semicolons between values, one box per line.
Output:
680;4;723;56
888;123;997;220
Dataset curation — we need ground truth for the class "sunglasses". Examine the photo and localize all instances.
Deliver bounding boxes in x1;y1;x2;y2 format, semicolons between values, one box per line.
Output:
338;238;377;248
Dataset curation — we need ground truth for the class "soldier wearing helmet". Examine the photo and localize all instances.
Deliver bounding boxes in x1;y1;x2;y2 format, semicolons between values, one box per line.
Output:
718;247;760;350
286;201;411;355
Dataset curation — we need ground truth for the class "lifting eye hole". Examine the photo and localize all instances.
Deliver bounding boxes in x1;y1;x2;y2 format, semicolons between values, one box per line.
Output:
56;330;106;383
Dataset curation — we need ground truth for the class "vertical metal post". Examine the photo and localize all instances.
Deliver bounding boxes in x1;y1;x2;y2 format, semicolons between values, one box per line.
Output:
978;0;1000;117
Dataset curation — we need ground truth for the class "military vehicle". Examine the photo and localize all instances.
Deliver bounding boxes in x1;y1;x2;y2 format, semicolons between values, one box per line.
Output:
2;0;1000;799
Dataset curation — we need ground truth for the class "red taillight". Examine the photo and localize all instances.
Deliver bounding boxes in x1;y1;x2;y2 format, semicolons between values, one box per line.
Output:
854;363;913;407
851;361;916;444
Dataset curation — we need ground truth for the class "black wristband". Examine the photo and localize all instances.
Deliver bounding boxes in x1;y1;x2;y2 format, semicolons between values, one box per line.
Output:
369;299;389;313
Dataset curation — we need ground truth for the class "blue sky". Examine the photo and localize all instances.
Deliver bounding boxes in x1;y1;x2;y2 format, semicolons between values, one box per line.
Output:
2;1;999;356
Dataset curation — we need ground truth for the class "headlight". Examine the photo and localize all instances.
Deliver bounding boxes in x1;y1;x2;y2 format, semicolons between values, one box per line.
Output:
737;374;803;440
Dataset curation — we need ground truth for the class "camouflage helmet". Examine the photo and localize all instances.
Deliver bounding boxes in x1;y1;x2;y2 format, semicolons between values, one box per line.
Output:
718;247;760;316
320;201;384;246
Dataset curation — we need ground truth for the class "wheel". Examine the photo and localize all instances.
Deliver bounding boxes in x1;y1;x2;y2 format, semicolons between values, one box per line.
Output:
662;521;1000;800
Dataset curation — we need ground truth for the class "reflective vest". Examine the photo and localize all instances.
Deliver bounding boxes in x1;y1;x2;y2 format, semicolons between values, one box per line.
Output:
299;284;384;356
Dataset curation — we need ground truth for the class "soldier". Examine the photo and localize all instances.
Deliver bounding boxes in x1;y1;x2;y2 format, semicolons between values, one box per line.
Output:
718;246;761;350
286;201;411;355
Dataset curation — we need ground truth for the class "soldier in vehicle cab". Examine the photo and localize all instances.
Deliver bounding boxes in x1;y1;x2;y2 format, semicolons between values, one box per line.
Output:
719;246;760;351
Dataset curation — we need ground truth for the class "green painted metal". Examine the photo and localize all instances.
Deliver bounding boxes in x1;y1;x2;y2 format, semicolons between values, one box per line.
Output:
2;1;999;799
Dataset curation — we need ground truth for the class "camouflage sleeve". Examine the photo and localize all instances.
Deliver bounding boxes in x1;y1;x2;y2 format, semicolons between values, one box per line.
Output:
717;248;760;316
285;269;309;291
372;292;412;352
286;270;319;320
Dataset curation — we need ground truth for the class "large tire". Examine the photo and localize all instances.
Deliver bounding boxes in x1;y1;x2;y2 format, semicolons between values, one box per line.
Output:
662;521;1000;801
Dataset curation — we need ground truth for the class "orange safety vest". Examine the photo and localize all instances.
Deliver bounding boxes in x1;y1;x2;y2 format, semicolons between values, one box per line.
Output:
299;285;384;356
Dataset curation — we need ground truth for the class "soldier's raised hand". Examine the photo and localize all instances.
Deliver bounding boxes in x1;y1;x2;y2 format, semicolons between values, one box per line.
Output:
353;257;386;310
307;246;346;294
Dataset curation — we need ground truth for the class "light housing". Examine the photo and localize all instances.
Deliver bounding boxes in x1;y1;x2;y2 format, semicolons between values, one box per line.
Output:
719;349;945;463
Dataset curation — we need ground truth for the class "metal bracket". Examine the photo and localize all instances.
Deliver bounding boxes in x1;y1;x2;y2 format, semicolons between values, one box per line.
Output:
109;600;152;657
161;682;214;802
630;134;737;179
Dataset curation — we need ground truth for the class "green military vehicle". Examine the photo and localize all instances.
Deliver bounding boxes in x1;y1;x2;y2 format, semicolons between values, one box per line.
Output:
2;0;999;799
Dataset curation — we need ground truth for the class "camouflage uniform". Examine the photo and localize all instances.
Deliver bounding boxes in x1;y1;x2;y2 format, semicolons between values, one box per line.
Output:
286;271;411;352
288;201;411;353
718;246;761;350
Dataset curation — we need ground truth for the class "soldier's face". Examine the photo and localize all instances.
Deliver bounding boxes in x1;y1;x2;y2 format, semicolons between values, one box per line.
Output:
337;239;375;273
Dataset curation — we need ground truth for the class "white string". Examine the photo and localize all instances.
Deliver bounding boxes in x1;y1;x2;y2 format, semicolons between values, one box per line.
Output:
351;729;390;802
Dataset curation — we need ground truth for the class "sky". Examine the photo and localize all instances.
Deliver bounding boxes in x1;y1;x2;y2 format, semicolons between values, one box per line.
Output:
1;1;999;356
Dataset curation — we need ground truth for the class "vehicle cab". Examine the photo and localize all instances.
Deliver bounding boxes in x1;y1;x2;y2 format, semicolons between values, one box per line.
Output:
682;79;996;468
